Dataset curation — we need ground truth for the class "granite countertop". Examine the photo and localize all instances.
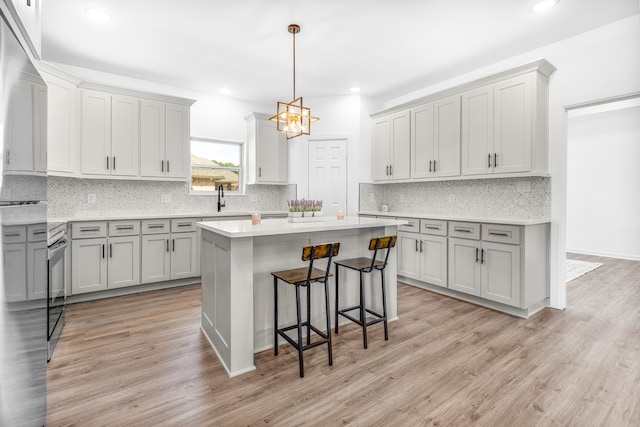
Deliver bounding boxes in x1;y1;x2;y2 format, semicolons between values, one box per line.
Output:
48;211;288;223
198;216;407;238
357;211;550;226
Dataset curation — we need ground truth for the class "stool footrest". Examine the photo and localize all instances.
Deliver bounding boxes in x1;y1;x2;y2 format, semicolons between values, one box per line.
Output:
337;306;386;327
277;323;329;351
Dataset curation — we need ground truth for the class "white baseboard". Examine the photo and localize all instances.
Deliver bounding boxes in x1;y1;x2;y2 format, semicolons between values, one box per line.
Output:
567;248;640;261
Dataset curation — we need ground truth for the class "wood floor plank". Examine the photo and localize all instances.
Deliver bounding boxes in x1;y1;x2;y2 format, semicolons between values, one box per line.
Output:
47;254;640;426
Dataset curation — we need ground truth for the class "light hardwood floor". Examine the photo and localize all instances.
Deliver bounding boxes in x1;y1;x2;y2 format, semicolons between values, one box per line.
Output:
48;255;640;426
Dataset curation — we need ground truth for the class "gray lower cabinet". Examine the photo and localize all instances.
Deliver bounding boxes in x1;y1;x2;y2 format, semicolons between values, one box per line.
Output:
71;221;141;295
140;218;197;284
397;218;448;288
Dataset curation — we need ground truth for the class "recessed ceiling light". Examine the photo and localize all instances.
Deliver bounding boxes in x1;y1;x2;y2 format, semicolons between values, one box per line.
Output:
350;87;361;93
85;8;111;22
220;88;231;95
531;0;559;13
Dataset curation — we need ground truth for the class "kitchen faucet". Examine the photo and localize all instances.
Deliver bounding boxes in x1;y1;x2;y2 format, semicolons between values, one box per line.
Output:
217;184;226;212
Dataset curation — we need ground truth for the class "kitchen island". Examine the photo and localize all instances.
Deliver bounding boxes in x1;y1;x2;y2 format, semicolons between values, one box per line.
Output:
197;216;405;376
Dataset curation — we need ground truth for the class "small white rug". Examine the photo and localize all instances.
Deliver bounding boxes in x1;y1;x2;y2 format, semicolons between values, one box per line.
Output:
566;259;604;283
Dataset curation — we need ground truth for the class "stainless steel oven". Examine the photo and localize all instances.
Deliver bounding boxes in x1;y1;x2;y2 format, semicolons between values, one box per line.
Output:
47;222;67;361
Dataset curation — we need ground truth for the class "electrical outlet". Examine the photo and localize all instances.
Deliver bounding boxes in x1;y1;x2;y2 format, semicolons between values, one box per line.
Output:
161;194;171;203
517;181;531;193
87;194;96;204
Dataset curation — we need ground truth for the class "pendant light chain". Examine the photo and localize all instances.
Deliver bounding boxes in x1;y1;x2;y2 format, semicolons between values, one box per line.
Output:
292;27;296;100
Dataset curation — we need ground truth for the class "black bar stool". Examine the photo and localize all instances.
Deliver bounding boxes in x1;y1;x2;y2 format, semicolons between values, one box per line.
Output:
334;235;397;349
271;242;340;378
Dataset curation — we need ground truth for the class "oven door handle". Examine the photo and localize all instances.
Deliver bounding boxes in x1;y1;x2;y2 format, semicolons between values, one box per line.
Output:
48;238;68;263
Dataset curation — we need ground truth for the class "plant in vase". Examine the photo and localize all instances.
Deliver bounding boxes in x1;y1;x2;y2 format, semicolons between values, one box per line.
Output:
287;199;303;217
287;199;323;218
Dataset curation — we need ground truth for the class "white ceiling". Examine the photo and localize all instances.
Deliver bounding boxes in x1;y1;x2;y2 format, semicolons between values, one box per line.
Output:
41;0;639;104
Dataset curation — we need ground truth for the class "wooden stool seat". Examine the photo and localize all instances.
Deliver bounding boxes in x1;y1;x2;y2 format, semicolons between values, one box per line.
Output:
271;242;340;378
334;235;396;349
334;257;385;271
272;268;332;285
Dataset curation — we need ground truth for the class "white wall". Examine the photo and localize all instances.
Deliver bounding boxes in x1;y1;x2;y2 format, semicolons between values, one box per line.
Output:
567;101;640;260
381;14;640;309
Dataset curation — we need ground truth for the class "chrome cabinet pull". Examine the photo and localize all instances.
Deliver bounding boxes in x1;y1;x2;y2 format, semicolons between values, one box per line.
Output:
489;231;509;237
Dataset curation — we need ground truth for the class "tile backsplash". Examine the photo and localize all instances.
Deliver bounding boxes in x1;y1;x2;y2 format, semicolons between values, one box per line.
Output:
48;177;296;218
360;177;550;219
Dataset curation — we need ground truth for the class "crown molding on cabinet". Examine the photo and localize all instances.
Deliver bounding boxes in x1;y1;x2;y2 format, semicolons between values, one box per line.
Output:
371;58;556;119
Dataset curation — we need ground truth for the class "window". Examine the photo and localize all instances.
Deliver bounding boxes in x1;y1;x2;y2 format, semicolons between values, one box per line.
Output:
190;138;243;194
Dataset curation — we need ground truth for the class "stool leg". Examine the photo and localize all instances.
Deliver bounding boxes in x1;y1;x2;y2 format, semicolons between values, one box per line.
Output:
334;264;339;334
324;280;333;366
360;270;368;349
306;284;311;346
381;269;388;341
274;276;279;356
295;284;304;378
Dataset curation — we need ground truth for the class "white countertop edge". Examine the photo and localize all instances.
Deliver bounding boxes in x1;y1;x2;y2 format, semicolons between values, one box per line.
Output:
48;211;288;223
197;216;407;238
357;211;551;226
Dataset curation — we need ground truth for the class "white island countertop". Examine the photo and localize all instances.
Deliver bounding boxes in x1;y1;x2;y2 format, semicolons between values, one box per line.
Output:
197;216;407;238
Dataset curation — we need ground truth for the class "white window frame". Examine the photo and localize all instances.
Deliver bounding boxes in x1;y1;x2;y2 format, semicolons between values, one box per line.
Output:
189;137;245;195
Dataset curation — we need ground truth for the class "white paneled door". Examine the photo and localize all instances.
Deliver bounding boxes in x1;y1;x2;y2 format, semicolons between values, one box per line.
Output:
308;138;347;217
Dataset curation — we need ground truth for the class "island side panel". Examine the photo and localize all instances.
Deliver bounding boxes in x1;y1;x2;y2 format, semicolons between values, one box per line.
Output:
201;229;255;376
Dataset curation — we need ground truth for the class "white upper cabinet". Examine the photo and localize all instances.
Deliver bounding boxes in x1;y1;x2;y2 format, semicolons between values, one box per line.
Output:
372;59;554;182
141;101;190;179
80;89;139;177
462;72;542;176
412;95;460;179
245;113;287;185
372;110;411;181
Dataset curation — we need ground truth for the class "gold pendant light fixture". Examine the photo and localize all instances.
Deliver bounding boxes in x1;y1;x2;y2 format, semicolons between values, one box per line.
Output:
269;24;319;140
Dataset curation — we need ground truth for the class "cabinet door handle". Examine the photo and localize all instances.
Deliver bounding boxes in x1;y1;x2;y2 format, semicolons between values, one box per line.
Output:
419;240;423;253
415;239;418;252
167;161;170;173
454;228;472;233
258;167;262;178
102;244;105;259
494;153;498;168
385;165;389;176
172;239;175;252
6;149;10;164
161;160;164;172
113;156;116;170
109;243;113;258
433;160;437;172
488;153;491;168
389;165;392;175
176;223;192;227
481;248;485;264
166;239;170;252
80;227;101;232
429;160;432;172
106;156;110;170
116;226;134;231
475;248;479;262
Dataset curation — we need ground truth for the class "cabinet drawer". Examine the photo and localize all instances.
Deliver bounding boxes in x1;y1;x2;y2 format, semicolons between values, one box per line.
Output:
109;220;141;237
448;221;480;240
2;225;26;243
27;224;48;242
398;217;419;233
420;219;447;236
72;222;107;239
482;224;521;245
141;219;170;234
171;218;197;233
